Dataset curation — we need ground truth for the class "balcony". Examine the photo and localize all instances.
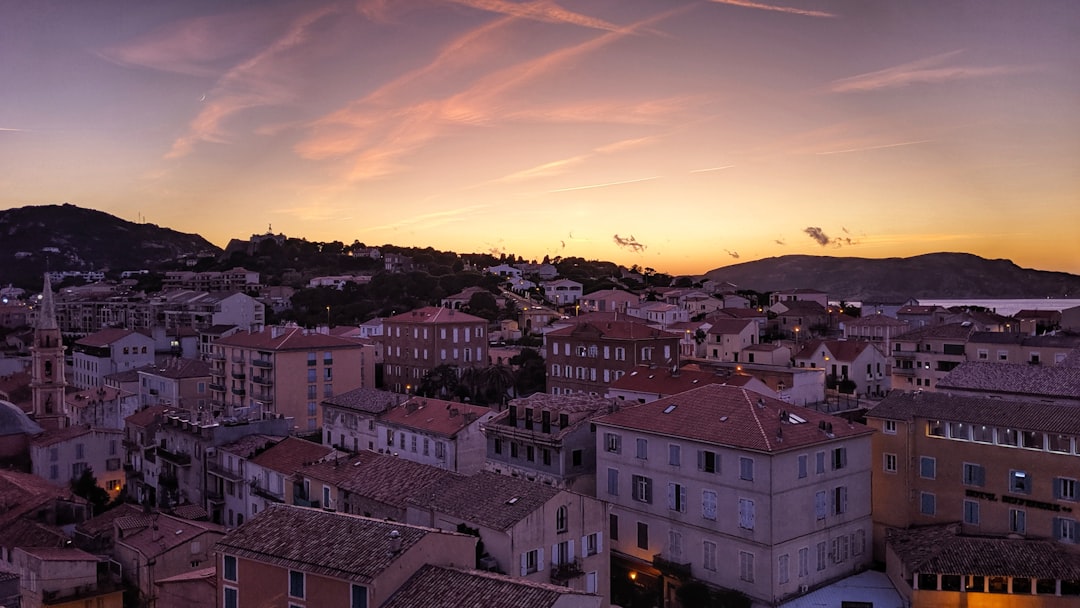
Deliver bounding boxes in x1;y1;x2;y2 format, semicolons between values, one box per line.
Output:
254;394;274;405
231;371;246;380
252;359;272;368
206;489;225;504
892;367;916;377
209;352;225;361
231;355;245;363
207;461;242;482
232;387;246;396
251;375;273;386
123;464;143;481
550;559;584;582
156;446;192;466
209;382;226;392
653;553;692;580
893;352;916;360
250;482;284;503
294;496;321;508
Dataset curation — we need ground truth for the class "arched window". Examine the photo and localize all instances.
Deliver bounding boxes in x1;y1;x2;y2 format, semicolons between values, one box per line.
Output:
556;506;568;533
44;361;52;378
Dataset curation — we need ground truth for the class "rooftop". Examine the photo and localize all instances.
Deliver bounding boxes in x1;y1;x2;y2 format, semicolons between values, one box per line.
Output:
937;361;1080;399
214;504;462;583
895;322;978;342
116;513;224;558
594;384;872;453
335;452;460;510
706;318;756;335
31;426;121;448
379;397;492;438
74;328;147;347
407;471;561;532
794;339;878;362
125;405;173;428
385;306;485;325
607;366;728;397
546;319;681;341
383;564;598;608
322;387;405;415
888;524;1080;579
249;436;338;474
866;390;1080;434
216;326;363;351
138;358;212;379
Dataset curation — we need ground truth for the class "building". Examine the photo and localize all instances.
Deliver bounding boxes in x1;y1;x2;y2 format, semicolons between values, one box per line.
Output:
896;305;950;328
606;366;774;405
865;391;1080;560
407;471;610;602
545;320;682;396
154;567;216;608
483;393;616;494
210;434;282;528
0;399;43;461
137;358;212;411
794;340;890;397
627;302;689;328
242;436;338;522
965;331;1080;366
113;512;225;606
30;426;125;498
162;268;260;292
580;289;639;314
210;326;374;430
383;564;603;608
890;323;977;391
769;289;828;308
29;274;68;430
543;279;584;307
213;504;476;608
842;313;910;355
11;546;123;608
769;301;828;341
71;329;156;390
321;387;406;453
376;397;495;474
65;384;138;430
593;383;874;607
936;361;1080;405
382;307;489;394
704;318;758;362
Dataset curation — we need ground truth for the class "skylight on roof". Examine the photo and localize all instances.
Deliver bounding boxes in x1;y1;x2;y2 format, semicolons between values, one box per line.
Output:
663;404;677;414
787;413;807;424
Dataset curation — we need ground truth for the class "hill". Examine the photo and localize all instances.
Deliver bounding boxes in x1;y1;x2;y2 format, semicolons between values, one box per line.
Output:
0;203;219;288
701;253;1080;301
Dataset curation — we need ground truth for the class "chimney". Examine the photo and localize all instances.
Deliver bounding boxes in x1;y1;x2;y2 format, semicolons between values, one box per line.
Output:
449;407;459;418
389;529;402;553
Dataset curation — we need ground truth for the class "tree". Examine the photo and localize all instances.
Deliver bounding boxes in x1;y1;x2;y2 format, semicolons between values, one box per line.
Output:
676;581;713;608
511;348;546;396
71;468;111;514
417;364;460;399
475;364;516;407
465;291;499;321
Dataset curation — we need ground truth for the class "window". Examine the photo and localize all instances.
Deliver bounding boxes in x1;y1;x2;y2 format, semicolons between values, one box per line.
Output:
351;584;368;608
667;530;683;560
1010;470;1031;494
798;454;808;479
585;532;601;556
702;490;717;521
833;486;848;515
669;444;681;466
920;492;936;515
964;500;980;525
815;491;827;520
289;570;305;599
778;554;790;584
1055;518;1077;542
324;367;333;381
223;555;237;581
739;457;754;481
883;453;897;473
920;456;936;479
224;587;238;608
308;368;317;383
884;420;897;434
738;498;755;530
972;425;994;443
605;433;621;453
526;446;535;462
816;542;826;571
75;443;85;459
510;442;519;458
949;422;969;440
572;450;583;467
927;420;945;437
668;483;686;513
610;513;619;540
1010;509;1026;534
798;547;809;577
556;506;568;533
998;427;1018;446
739;551;754;582
636;438;648;460
435;441;446;460
963;463;985;487
494;439;502;455
522;549;541;574
831;535;850;563
831;447;847;470
703;541;717;571
815;451;825;474
637;522;649;550
607;469;619;496
1056;478;1078;501
632;475;653;503
698;450;719;473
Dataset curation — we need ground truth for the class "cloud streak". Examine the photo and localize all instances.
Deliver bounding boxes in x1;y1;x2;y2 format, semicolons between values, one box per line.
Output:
366;204;490;232
448;0;624;32
831;51;1034;93
815;139;933;155
708;0;836;19
613;234;646;252
549;176;660;193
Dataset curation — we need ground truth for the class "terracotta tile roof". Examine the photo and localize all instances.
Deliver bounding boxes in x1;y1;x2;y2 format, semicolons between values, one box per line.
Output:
794;339;875;362
155;566;216;584
968;332;1080;349
216;327;363;351
846;314;910;328
139;358;212;379
898;305;947;315
546;320;681;341
774;301;827;315
125;405;173;428
336;452;461;510
214;504;461;582
665;321;709;332
322;387;406;415
380;397;493;438
560;311;650;326
75;328;143;347
249;436;338;474
169;504;210;521
76;503;144;539
31;426;121;448
895;323;977;342
294;453;369;487
866;391;1080;434
887;525;1080;579
706;318;755;335
386;306;485;325
2;518;69;550
582;289;638;301
218;434;283;458
66;385;123;409
935;361;1080;400
486;393;616;440
594;384;872;454
707;308;766;320
743;343;784;352
608;366;728;396
117;513;224;558
17;546;99;561
383;565;597;608
406;471;560;532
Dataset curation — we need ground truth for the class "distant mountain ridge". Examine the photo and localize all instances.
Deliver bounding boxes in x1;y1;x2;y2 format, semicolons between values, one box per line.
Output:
702;253;1080;301
0;203;219;287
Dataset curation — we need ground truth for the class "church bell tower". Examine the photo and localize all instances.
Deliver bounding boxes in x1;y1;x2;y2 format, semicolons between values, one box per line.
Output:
30;274;68;428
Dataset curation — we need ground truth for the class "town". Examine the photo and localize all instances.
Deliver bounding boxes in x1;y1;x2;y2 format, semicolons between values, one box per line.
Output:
2;231;1080;608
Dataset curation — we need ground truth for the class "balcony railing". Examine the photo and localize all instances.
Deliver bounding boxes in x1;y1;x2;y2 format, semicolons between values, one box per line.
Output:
207;461;242;481
250;482;284;503
294;497;321;508
209;352;225;361
231;371;246;380
209;382;226;392
232;387;246;396
156;447;192;466
653;553;692;580
251;375;273;386
252;359;272;368
550;559;584;582
892;367;916;376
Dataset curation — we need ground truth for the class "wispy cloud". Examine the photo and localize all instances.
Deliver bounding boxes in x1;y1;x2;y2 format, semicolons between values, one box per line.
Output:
484;136;658;186
1;127;26;132
448;0;624;32
831;50;1034;93
690;165;735;173
725;249;740;259
804;226;861;247
366;204;490;232
708;0;836;19
613;234;646;252
549;175;660;193
815;139;933;156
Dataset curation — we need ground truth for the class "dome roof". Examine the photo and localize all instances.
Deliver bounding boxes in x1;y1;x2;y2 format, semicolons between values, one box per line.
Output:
0;399;43;436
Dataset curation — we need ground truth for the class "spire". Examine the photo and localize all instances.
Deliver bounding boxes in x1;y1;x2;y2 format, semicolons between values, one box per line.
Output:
38;273;58;331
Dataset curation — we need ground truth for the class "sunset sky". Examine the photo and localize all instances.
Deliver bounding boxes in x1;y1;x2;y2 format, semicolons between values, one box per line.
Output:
2;0;1078;276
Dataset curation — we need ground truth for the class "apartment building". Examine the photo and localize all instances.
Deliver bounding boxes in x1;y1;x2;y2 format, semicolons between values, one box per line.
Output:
890;323;977;391
545;320;681;396
162;268;260;292
30;426;125;497
965;332;1080;366
794;340;890;397
71;328;156;389
213;504;476;608
866;391;1080;560
375;397;495;474
406;471;610;603
594;383;873;607
936;361;1080;405
382;307;489;394
210;326;374;430
136;358;211;411
704;318;757;362
843;314;910;354
321;387;406;452
483;393;616;494
113;512;225;605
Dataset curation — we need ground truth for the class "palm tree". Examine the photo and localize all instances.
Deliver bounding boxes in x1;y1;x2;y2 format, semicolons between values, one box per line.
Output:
479;364;516;408
418;364;459;399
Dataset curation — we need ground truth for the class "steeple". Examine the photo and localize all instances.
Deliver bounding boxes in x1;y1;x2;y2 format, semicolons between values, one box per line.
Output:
38;273;58;331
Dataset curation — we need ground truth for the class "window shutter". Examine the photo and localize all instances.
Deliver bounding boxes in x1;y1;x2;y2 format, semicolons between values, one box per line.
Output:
597;532;603;553
552;544;558;567
668;483;675;510
697;450;704;471
841;448;847;468
680;485;687;513
568;539;574;560
1055;478;1063;499
581;536;588;558
748;500;755;528
841;487;848;513
520;552;528;576
1054;518;1063;540
537;548;544;571
975;465;985;487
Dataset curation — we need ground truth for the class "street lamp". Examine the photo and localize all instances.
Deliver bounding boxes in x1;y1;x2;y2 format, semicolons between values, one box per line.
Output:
326;306;331;328
794;326;800;347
